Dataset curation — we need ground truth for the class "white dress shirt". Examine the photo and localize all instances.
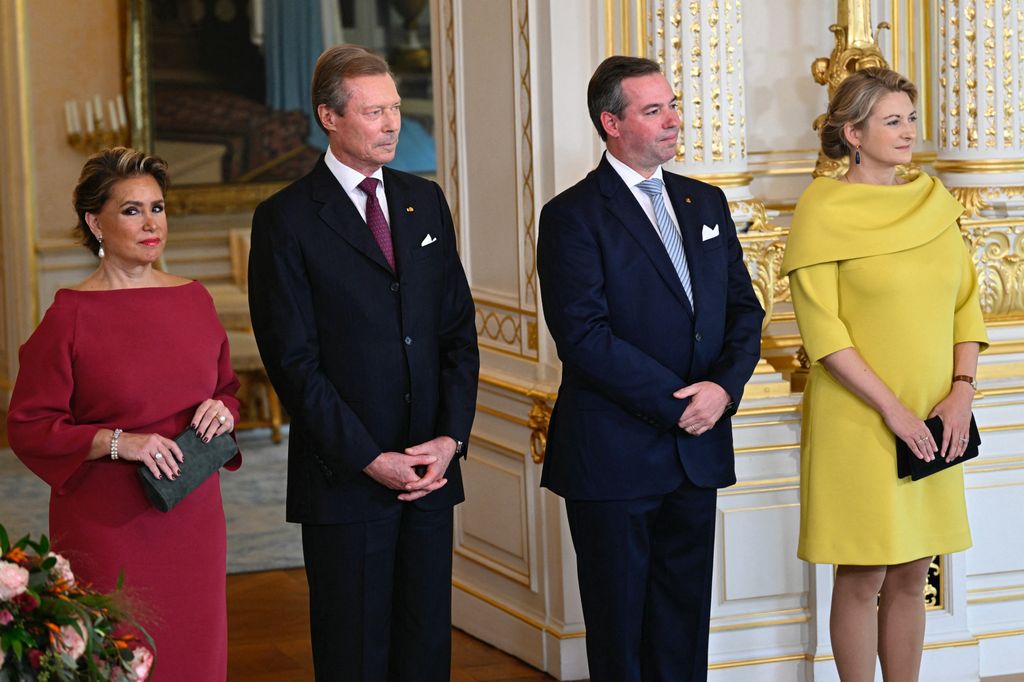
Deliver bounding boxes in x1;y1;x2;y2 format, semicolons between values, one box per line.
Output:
605;150;683;248
324;150;391;226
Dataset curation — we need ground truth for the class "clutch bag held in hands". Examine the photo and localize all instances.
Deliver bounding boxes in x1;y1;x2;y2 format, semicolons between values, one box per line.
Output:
896;414;980;481
137;428;238;512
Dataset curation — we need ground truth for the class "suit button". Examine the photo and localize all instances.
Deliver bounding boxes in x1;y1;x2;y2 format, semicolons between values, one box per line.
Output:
695;331;703;342
390;282;400;292
404;336;413;346
404;393;412;403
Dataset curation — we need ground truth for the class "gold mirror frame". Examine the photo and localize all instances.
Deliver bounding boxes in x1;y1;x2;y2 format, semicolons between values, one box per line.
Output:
125;0;300;216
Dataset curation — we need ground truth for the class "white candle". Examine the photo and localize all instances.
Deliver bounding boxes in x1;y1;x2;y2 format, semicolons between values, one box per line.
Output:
93;95;104;125
64;101;73;135
84;100;94;133
108;100;118;131
70;101;80;134
116;94;127;128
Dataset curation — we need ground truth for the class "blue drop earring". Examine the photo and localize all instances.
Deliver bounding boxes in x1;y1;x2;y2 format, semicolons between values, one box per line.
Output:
854;146;861;165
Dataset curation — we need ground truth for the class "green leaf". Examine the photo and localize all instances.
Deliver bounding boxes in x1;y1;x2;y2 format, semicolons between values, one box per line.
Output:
0;523;9;553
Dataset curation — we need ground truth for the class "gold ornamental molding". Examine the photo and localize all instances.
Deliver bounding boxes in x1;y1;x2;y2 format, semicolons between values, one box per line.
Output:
515;0;539;315
934;159;1024;174
950;186;1024;218
694;172;755;189
165;182;285;216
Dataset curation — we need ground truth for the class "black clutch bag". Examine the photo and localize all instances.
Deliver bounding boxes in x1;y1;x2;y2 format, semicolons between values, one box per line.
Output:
137;428;238;512
896;414;980;481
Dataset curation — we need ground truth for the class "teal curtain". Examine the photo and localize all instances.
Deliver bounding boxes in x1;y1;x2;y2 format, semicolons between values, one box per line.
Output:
263;0;326;148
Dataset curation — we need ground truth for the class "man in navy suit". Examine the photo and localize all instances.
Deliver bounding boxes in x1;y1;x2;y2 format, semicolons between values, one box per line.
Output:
537;56;763;681
248;45;478;681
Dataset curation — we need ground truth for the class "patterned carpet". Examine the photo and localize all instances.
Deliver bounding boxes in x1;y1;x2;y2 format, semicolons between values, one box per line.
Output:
0;429;301;574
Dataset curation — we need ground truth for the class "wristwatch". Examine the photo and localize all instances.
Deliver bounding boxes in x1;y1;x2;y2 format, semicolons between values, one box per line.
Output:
452;438;465;456
952;374;977;390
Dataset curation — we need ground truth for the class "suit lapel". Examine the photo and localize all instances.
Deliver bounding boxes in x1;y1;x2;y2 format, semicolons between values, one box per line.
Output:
311;158;394;275
598;159;693;316
382;168;420;274
664;172;704;313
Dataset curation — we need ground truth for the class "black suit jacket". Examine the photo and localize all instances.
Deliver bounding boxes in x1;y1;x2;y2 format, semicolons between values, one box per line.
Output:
537;156;763;500
249;157;479;524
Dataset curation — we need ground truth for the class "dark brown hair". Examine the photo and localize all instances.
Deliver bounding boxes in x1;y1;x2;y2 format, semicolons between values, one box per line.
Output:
72;147;169;255
820;68;918;159
310;44;393;133
587;56;664;141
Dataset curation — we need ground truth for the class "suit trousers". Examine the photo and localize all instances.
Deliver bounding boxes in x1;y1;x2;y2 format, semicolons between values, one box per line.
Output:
566;477;718;682
301;504;454;682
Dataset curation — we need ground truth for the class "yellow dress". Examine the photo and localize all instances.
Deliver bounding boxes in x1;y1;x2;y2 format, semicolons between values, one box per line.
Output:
781;173;989;565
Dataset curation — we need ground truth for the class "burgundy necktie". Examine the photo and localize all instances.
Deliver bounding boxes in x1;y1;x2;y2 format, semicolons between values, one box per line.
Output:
356;176;395;271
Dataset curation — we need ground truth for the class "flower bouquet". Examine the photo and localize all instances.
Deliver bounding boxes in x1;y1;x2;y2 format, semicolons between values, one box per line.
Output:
0;524;153;681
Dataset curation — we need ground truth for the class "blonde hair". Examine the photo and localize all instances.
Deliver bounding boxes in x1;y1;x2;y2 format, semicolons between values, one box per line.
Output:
819;68;917;159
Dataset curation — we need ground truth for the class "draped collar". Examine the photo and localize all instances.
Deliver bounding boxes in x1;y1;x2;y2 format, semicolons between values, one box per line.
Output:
780;172;964;276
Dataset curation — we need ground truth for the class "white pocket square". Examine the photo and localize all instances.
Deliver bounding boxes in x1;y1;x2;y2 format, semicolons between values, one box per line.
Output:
420;234;437;247
701;224;720;241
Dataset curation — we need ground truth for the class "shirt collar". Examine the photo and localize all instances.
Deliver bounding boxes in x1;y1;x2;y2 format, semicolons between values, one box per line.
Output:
605;150;665;189
324;149;385;193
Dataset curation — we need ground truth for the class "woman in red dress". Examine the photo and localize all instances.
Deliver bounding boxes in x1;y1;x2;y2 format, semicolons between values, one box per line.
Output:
6;147;241;680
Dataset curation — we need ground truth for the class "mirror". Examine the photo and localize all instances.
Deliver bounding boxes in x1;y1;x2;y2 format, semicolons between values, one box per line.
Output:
127;0;438;212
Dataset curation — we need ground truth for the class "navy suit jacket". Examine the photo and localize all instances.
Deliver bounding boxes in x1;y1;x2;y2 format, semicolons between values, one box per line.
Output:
248;157;479;524
537;156;763;500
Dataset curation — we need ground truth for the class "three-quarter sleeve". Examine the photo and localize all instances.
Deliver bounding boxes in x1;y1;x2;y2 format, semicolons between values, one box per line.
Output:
6;297;98;492
952;238;990;351
789;262;855;362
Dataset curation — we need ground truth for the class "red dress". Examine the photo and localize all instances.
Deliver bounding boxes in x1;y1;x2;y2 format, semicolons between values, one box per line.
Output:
6;281;241;681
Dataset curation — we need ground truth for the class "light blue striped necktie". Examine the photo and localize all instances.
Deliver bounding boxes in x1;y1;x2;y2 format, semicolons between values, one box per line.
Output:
636;177;693;304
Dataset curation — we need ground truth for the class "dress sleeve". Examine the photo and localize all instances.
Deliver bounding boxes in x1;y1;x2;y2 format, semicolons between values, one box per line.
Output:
6;296;98;492
952;237;990;351
789;262;855;362
213;328;243;471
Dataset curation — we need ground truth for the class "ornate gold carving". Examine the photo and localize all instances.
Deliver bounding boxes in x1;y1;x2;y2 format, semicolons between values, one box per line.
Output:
528;397;552;464
739;229;787;332
688;0;704;162
526;321;538;351
810;0;890;178
965;0;979;148
981;0;996;149
733;198;770;233
950;185;1024;217
961;221;1024;318
925;555;943;608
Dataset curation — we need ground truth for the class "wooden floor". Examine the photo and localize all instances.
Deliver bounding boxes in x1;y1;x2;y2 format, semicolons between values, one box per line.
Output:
227;568;557;681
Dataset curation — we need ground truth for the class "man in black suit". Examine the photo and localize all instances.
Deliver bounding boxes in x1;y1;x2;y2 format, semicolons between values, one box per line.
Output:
248;45;478;681
537;56;764;681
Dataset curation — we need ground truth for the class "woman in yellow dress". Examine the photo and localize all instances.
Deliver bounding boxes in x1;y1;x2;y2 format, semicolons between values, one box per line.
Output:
781;68;988;681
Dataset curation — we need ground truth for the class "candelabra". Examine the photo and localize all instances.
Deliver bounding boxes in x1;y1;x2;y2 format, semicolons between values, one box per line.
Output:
65;95;130;154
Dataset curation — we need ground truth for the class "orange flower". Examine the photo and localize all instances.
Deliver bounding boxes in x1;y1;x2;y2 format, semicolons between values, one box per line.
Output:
3;547;27;563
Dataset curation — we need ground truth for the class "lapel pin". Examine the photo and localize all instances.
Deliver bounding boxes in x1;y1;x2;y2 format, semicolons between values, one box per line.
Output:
406;206;415;213
685;197;693;204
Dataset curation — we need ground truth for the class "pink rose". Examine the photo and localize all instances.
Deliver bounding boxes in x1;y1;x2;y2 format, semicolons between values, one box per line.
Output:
129;647;153;681
0;561;30;600
0;608;13;624
56;621;87;660
47;552;75;587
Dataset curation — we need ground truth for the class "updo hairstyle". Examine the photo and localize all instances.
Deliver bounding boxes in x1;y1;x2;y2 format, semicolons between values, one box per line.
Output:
819;68;917;160
72;147;169;255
